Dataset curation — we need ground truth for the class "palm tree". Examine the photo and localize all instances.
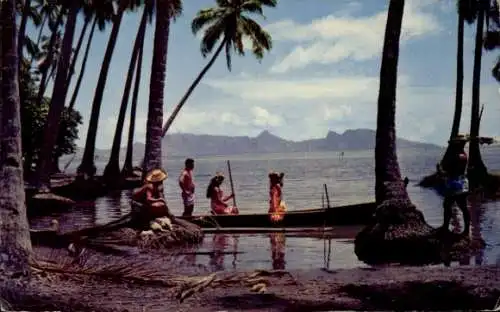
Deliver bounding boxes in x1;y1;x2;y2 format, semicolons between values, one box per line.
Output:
77;0;134;179
143;0;182;176
34;7;64;107
468;0;488;189
67;15;98;110
434;1;475;178
161;0;275;137
65;12;92;90
103;2;151;183
67;0;115;110
354;0;436;265
36;0;80;192
122;41;144;176
0;0;32;274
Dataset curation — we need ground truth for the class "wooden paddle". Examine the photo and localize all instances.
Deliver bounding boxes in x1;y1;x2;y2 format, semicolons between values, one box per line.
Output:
226;160;238;268
226;160;237;208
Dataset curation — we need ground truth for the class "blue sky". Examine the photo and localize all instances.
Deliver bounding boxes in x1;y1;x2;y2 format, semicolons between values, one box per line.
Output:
35;0;500;149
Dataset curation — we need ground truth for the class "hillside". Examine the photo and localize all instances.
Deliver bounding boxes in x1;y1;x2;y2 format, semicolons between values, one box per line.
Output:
68;129;440;162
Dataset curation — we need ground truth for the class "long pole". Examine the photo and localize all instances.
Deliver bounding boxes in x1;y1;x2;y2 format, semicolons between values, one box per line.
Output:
227;160;237;208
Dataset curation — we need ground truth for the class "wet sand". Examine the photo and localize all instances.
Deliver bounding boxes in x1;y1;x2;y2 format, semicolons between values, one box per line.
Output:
6;264;500;311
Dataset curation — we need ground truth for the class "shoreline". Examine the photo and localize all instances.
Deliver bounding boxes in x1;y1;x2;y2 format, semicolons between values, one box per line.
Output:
6;264;500;311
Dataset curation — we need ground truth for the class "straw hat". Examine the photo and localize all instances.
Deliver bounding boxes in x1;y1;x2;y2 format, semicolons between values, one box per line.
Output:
145;168;168;183
449;133;469;143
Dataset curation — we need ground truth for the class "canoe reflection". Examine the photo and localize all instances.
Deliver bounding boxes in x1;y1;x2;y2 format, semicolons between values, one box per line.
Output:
269;232;286;270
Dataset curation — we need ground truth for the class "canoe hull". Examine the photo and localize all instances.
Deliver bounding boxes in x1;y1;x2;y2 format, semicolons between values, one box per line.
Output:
177;202;376;228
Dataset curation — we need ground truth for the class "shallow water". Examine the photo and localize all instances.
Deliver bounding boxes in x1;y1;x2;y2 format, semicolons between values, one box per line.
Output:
31;146;500;271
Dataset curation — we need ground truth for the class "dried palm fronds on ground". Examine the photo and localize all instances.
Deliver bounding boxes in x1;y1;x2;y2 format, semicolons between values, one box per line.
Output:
177;269;299;303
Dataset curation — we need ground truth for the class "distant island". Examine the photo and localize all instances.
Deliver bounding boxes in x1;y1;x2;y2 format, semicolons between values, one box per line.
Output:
74;129;441;161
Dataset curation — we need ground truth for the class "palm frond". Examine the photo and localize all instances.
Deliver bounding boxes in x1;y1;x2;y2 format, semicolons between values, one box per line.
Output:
225;38;233;70
240;16;272;59
168;0;183;21
200;18;226;56
191;8;224;34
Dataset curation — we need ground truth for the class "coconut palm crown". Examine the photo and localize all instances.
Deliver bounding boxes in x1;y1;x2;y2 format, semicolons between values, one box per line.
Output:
191;0;276;70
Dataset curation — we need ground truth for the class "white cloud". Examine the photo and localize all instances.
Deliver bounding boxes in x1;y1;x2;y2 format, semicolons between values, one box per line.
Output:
267;1;441;73
204;76;382;101
251;106;283;127
199;74;500;145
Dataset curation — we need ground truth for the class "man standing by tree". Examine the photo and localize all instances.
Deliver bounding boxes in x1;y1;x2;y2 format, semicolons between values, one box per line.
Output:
179;158;196;216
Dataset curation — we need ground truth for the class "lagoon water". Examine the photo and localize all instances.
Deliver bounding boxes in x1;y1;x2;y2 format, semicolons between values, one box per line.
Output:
31;146;500;271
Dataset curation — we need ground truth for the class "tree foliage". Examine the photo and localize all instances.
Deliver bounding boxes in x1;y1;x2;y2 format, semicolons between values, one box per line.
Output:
19;62;82;172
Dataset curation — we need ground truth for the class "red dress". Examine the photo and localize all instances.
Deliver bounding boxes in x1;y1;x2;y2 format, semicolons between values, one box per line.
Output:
269;185;286;222
210;187;238;215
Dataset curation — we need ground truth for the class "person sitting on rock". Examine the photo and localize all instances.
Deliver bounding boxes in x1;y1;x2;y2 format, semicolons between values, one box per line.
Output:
206;173;238;215
132;168;170;221
269;171;287;222
440;134;470;235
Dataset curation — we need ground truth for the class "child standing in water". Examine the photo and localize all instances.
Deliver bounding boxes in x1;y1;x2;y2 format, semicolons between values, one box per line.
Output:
269;171;287;222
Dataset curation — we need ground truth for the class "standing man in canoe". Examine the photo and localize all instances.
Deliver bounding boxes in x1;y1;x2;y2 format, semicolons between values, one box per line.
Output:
179;158;196;217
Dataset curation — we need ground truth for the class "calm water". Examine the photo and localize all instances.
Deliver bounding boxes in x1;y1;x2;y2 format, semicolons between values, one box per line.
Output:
31;146;500;271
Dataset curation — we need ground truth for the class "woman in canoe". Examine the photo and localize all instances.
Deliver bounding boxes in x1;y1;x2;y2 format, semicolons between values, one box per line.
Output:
206;172;238;215
132;168;170;221
269;171;287;222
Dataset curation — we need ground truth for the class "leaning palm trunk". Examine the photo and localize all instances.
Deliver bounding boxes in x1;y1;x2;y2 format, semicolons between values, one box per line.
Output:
65;15;91;92
442;9;465;166
35;10;63;108
467;3;488;189
36;1;79;192
143;0;171;176
0;0;32;275
122;38;145;176
78;0;128;178
17;0;32;68
161;37;227;137
354;0;441;265
103;6;149;183
68;16;97;111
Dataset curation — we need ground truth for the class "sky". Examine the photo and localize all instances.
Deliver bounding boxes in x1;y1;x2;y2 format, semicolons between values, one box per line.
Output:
33;0;500;149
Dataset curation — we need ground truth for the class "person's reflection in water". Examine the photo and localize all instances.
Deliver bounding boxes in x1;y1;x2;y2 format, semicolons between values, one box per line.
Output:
269;232;286;270
469;192;485;265
450;207;462;234
209;234;228;271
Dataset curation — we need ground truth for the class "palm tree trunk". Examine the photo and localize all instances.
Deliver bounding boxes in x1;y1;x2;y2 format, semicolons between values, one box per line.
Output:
468;3;487;188
143;0;172;177
36;14;48;46
103;6;149;182
355;0;440;266
440;8;465;168
35;9;63;107
161;37;227;137
66;15;91;92
78;0;128;178
374;0;407;204
0;0;32;275
30;13;48;65
18;0;32;67
122;37;144;176
36;1;79;192
68;16;97;111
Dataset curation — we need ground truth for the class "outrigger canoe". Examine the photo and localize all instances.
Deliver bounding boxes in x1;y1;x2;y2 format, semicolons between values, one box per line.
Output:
132;201;376;229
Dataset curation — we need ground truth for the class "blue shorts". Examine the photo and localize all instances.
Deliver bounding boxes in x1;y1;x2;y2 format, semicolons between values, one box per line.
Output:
446;176;469;195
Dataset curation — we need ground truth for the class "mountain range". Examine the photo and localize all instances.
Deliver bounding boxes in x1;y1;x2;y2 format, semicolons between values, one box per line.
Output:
78;128;440;161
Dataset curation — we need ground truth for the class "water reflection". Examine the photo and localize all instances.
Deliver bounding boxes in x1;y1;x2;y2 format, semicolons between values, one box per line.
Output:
269;232;286;270
209;234;239;271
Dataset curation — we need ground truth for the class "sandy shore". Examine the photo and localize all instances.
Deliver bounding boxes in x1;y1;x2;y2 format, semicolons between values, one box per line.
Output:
5;264;499;311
